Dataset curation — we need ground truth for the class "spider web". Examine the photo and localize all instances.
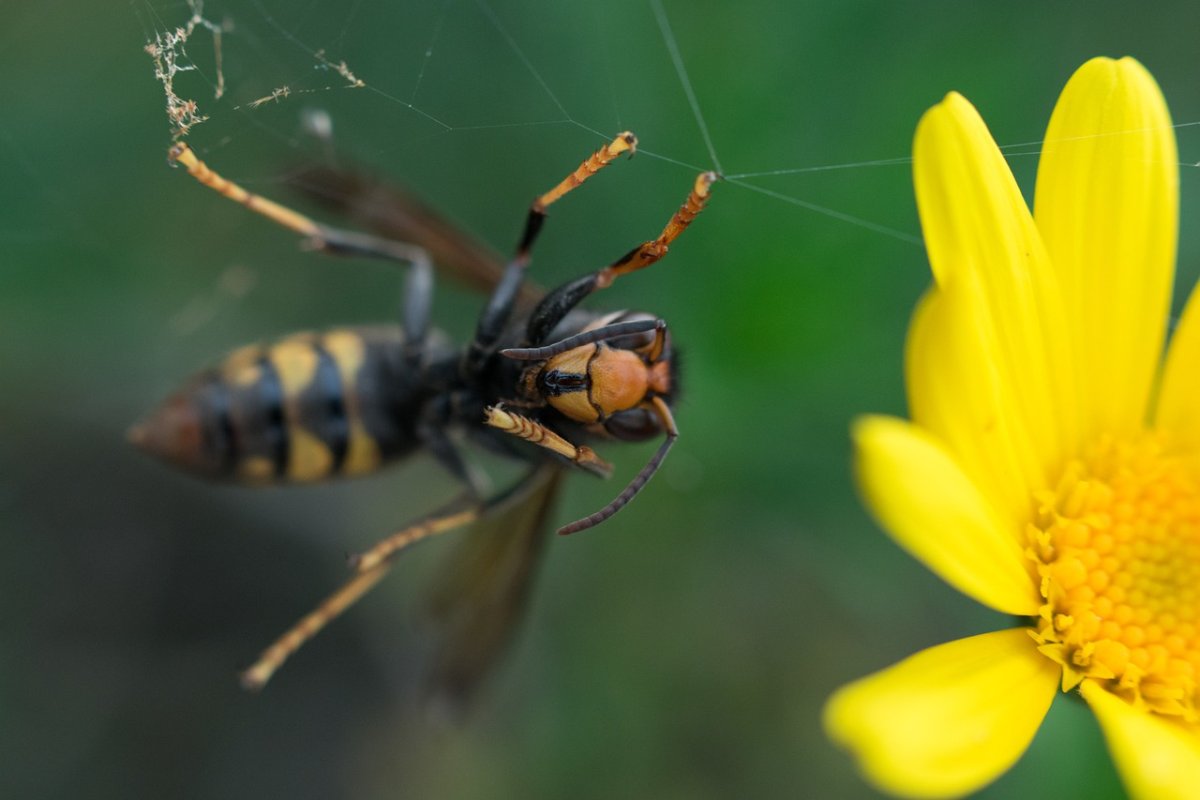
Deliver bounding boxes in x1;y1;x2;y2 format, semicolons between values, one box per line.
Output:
117;0;1200;372
131;1;1200;268
132;0;929;252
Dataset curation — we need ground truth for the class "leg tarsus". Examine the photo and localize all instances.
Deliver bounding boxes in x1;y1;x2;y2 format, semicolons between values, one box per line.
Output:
167;142;438;368
522;171;716;345
238;501;482;691
239;565;390;691
598;170;717;283
169;143;436;274
466;132;640;366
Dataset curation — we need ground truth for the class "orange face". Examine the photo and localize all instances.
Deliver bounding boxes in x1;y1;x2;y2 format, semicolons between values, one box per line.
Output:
538;342;670;424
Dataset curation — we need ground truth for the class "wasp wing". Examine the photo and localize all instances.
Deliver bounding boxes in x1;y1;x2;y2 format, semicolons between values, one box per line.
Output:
421;464;563;719
287;162;543;302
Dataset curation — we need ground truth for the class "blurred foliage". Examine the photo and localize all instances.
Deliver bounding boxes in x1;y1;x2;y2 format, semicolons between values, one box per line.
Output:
4;1;1200;797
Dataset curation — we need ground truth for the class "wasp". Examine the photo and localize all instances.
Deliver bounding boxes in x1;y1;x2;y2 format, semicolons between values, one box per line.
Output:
130;133;715;705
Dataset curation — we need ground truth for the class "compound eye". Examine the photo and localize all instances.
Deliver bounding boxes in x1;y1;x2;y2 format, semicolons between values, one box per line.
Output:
603;407;662;442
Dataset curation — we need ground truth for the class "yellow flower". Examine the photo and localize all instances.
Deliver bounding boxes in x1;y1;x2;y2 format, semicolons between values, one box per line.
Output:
824;57;1200;799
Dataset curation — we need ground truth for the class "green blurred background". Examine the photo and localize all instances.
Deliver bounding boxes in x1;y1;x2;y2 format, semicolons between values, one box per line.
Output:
5;1;1200;797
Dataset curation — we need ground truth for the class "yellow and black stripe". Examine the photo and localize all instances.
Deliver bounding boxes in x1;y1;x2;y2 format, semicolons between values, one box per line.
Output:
131;326;445;483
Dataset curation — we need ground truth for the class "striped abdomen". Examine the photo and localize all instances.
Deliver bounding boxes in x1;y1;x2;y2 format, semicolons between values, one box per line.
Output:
131;326;445;483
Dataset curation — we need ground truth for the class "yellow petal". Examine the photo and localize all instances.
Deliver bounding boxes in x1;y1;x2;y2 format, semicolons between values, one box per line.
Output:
1158;281;1200;452
854;415;1039;615
825;629;1059;799
1035;57;1178;442
907;282;1042;523
914;92;1076;493
1081;681;1200;800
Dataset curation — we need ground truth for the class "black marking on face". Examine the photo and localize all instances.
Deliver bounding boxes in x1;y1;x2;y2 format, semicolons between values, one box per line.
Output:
539;369;587;396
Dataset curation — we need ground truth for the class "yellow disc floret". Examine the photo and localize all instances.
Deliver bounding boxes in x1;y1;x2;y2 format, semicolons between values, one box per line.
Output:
1029;435;1200;720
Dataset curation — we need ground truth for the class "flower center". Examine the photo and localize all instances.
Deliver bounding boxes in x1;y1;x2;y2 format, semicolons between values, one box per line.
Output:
1029;435;1200;720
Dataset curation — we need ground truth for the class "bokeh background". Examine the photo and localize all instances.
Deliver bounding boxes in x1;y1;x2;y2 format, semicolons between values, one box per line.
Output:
6;1;1200;797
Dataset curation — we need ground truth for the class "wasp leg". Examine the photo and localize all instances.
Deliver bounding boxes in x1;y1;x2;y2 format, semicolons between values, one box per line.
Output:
526;171;717;345
168;144;433;270
558;396;678;536
483;407;613;478
417;418;491;500
348;505;481;573
239;501;482;691
239;563;389;691
167;143;435;356
517;131;637;257
601;171;717;282
401;255;433;366
466;132;637;371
